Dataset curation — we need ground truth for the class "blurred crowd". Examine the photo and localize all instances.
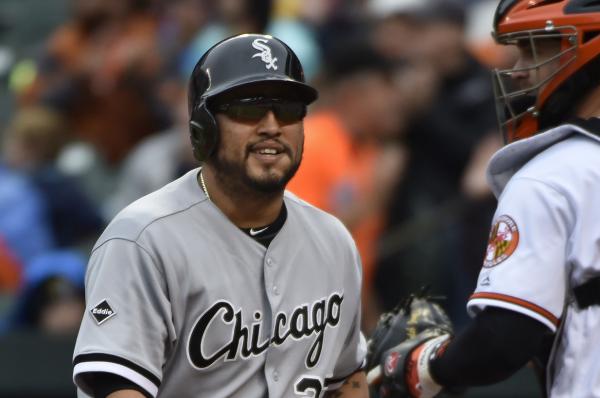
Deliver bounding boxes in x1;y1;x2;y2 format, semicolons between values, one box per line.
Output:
0;0;516;342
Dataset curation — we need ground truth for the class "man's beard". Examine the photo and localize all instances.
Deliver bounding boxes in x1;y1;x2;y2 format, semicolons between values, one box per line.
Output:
210;146;302;196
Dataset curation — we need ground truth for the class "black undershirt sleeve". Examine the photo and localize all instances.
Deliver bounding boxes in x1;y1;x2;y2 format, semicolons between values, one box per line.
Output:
429;307;554;388
84;372;152;398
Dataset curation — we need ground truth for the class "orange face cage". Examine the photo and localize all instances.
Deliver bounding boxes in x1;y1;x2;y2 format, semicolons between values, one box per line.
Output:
492;0;600;143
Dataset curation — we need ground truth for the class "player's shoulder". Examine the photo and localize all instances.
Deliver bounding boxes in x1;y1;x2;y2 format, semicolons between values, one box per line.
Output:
94;168;207;249
552;131;600;158
284;190;354;243
489;123;600;196
517;133;600;183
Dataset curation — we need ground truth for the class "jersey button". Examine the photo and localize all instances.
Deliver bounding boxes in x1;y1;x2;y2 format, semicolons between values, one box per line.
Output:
266;258;273;266
273;370;279;381
273;285;280;295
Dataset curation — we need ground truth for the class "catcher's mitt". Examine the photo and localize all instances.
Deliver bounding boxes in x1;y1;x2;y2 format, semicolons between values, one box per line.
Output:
366;288;453;393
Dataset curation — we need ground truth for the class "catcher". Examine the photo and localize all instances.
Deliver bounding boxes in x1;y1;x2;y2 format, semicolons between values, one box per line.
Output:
367;0;600;397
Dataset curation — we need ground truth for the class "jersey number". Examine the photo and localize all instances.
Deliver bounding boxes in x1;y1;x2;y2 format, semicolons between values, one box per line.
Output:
295;376;323;397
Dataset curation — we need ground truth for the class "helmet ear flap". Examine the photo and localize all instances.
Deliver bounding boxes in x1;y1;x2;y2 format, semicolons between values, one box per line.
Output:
189;102;218;162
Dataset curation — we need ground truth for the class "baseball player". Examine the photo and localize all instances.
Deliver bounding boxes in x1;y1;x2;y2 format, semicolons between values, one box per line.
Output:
72;34;368;398
367;1;600;397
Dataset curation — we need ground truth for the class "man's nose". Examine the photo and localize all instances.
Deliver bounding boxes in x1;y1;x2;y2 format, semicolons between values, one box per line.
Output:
257;110;281;135
510;58;530;80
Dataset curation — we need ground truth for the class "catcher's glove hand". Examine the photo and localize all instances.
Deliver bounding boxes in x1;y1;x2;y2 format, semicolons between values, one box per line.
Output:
366;289;453;398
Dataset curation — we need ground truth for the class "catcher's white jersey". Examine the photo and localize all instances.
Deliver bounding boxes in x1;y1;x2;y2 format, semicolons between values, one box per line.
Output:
467;122;600;397
73;168;366;398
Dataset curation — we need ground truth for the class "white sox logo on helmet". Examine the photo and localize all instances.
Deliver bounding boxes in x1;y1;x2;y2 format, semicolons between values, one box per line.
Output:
252;38;278;70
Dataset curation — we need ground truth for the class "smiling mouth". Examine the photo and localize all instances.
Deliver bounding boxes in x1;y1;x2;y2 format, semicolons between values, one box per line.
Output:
255;148;282;155
249;141;289;158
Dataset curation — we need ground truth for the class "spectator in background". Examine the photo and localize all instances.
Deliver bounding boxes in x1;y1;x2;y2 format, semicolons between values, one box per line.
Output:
0;162;53;267
104;81;198;218
3;106;104;248
287;41;406;332
19;0;168;165
308;0;368;62
0;237;21;333
155;0;210;76
369;0;501;328
179;0;271;77
0;236;21;294
8;250;86;336
180;0;321;81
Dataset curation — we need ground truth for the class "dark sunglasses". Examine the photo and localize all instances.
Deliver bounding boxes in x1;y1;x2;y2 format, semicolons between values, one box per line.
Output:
215;97;307;123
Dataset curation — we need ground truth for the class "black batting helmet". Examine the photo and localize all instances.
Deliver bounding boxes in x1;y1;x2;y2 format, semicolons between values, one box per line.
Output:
188;33;318;161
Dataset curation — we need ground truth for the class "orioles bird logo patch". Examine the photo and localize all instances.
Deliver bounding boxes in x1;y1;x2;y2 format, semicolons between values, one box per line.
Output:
483;215;519;267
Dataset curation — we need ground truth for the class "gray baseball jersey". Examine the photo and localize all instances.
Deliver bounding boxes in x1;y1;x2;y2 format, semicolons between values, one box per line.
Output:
467;122;600;397
73;167;366;397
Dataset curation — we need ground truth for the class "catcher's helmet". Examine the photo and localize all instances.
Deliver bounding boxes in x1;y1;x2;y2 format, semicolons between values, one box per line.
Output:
493;0;600;143
188;33;318;161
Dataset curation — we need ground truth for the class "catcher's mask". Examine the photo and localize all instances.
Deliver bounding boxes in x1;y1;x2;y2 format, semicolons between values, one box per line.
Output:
188;33;318;162
492;0;600;143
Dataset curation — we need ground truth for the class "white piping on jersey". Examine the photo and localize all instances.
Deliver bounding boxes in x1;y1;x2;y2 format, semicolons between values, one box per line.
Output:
468;297;558;332
74;361;159;397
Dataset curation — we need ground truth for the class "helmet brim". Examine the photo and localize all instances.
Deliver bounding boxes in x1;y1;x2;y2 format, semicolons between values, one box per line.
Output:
204;74;318;105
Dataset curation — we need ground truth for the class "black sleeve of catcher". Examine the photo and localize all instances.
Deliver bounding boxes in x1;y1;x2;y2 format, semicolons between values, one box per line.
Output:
429;306;554;387
84;372;153;398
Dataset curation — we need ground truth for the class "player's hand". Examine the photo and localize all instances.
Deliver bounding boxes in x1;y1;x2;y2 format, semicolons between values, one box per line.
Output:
375;332;450;398
365;290;453;397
